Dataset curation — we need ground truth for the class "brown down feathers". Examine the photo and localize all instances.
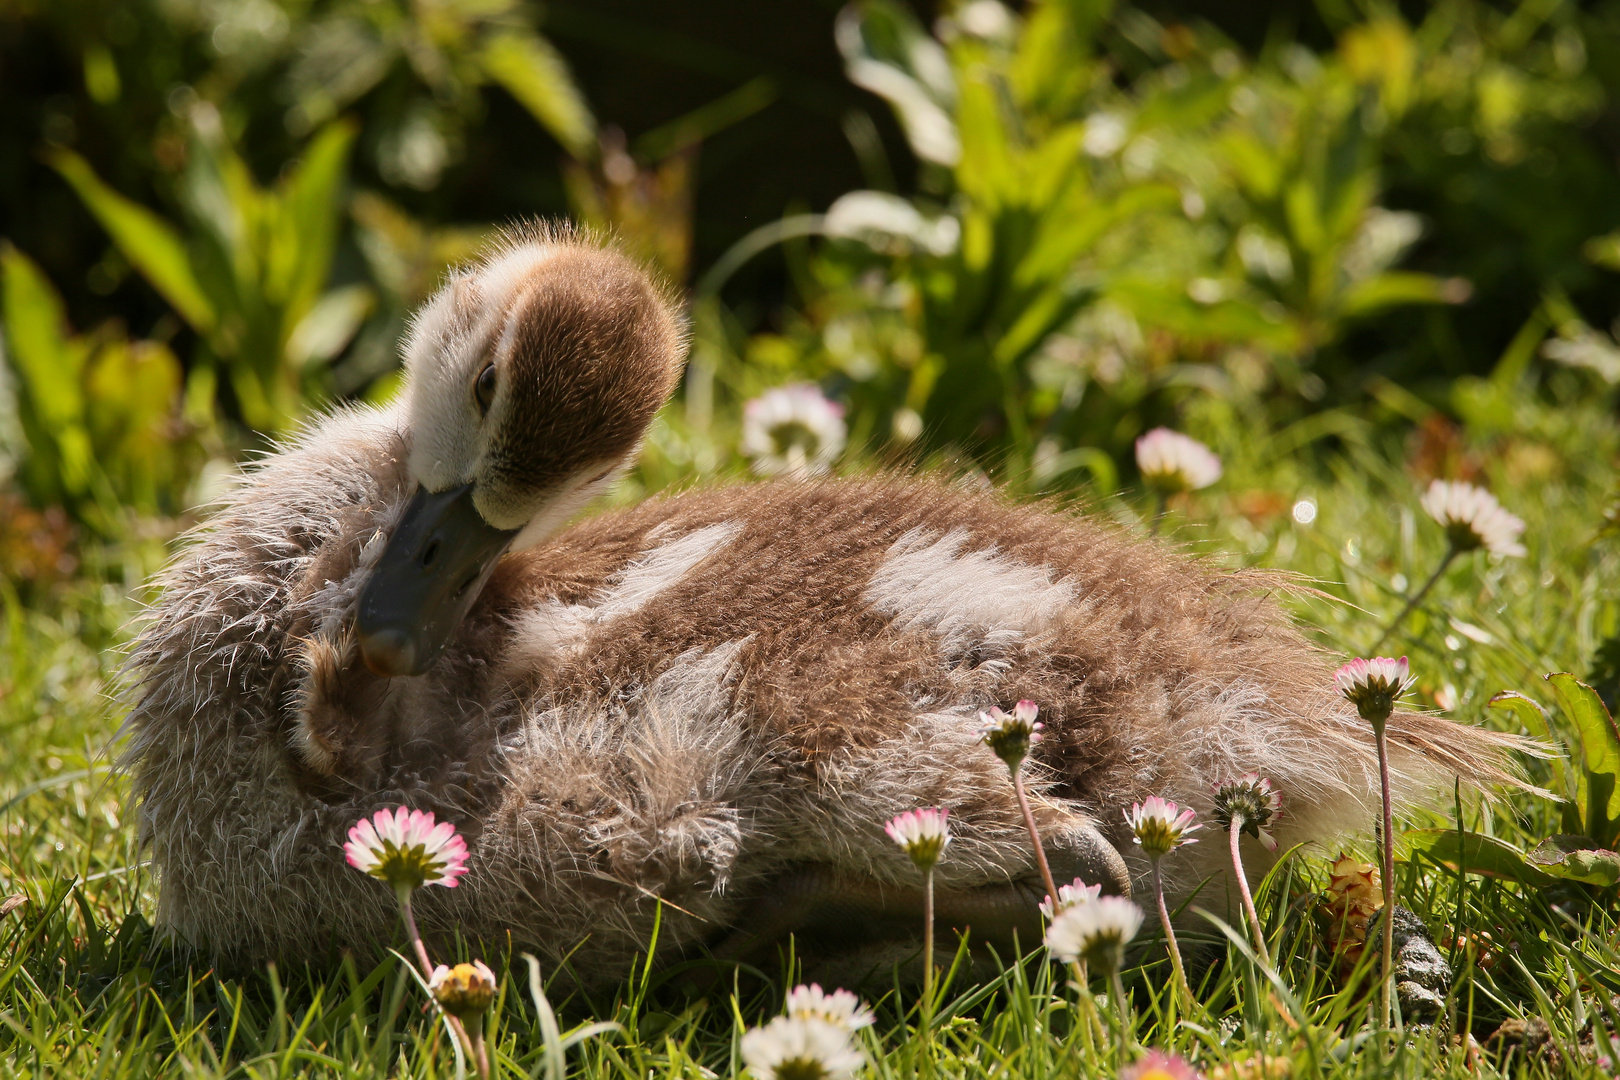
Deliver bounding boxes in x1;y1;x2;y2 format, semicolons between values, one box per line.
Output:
120;229;1530;982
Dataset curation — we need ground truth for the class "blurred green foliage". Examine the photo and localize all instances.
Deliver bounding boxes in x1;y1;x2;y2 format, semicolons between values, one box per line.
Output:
51;120;358;434
1;243;204;531
3;0;1620;546
677;0;1617;490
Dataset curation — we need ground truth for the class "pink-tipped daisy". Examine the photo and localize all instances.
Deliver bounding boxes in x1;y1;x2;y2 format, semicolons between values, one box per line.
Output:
1420;480;1526;557
784;984;875;1031
1212;773;1283;851
1135;428;1222;492
1126;796;1202;858
344;806;469;892
884;807;951;871
978;699;1044;770
1038;876;1104;920
1334;656;1415;725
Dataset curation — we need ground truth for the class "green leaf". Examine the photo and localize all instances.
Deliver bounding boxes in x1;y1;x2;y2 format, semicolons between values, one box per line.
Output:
1031;445;1118;492
48;149;215;333
1340;271;1460;319
992;279;1095;369
1546;673;1620;849
0;245;95;498
633;77;776;162
952;77;1010;203
1582;229;1620;272
271;120;358;335
1489;690;1571;803
285;285;374;367
1402;828;1557;888
1016;183;1176;288
839;1;959;167
0;243;82;425
1525;835;1620;887
482;31;597;160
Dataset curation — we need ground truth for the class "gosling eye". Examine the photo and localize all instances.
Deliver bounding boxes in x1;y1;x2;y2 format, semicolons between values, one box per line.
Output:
474;363;498;415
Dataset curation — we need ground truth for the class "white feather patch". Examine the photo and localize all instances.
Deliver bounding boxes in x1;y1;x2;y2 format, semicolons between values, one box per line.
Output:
593;521;742;622
503;521;743;671
864;528;1075;658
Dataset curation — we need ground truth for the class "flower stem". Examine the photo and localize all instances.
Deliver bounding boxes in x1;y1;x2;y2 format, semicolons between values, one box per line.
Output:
399;887;486;1078
1150;859;1192;1007
1228;816;1271;967
1149;491;1167;536
398;887;435;981
1012;767;1061;913
1372;546;1456;654
922;864;936;1034
1110;969;1133;1066
1068;965;1104;1055
469;1023;490;1080
1375;722;1397;1032
1069;963;1089;1053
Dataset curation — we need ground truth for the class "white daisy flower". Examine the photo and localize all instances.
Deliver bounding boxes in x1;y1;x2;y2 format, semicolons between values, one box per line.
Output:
1125;796;1202;859
1135;428;1222;492
1044;895;1144;975
1038;877;1104;920
343;806;469;892
1420;480;1526;557
884;807;951;871
1334;656;1416;725
740;1016;865;1080
741;384;847;477
784;984;875;1031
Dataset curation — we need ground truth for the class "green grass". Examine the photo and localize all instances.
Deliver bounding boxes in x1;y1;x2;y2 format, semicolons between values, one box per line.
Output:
3;386;1619;1078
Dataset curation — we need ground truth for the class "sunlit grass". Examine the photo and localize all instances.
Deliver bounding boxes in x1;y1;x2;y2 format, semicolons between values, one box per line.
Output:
3;387;1618;1077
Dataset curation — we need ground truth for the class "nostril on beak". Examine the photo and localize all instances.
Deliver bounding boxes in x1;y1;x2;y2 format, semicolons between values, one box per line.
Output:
359;628;418;677
420;540;440;568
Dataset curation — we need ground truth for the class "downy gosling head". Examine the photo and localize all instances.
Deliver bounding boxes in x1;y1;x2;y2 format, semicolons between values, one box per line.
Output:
357;229;684;677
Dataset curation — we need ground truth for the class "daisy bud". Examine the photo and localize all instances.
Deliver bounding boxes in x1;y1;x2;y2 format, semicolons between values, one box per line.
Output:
978;699;1043;772
1038;877;1103;920
741;384;847;478
784;984;874;1031
883;807;951;872
1121;1050;1205;1080
429;960;497;1020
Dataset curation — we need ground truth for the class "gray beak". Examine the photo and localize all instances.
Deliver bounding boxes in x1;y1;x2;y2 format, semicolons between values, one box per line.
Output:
356;483;519;677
